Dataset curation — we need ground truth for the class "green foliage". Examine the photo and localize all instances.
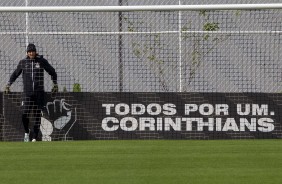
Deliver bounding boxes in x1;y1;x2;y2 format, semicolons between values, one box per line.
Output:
73;83;81;92
199;10;208;16
126;10;240;91
203;22;219;31
180;10;241;86
63;86;67;92
130;33;168;91
203;23;219;40
235;10;241;16
133;43;142;57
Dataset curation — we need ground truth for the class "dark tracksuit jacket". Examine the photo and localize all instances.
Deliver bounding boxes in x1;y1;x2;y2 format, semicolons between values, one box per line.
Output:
9;55;57;95
8;55;57;110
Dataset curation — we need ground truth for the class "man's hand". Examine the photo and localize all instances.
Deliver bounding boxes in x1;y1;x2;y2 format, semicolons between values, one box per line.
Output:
51;84;58;93
4;85;11;94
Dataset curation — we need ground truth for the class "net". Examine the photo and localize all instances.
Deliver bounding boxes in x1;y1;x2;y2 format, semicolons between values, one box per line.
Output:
1;5;282;141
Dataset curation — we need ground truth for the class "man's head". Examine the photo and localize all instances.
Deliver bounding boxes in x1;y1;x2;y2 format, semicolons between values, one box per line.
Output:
26;43;37;59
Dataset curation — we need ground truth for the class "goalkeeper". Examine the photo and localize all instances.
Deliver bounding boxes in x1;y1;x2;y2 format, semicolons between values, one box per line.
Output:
4;43;58;142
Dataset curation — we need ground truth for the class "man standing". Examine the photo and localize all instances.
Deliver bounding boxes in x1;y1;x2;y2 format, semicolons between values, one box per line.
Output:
4;43;58;142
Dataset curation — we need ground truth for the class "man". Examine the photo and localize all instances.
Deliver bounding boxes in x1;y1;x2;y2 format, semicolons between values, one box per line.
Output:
4;43;58;142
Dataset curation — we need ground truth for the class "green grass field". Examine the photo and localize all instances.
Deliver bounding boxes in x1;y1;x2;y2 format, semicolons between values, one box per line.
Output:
1;140;282;184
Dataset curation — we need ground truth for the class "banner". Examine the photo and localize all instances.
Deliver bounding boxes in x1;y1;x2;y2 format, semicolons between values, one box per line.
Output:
2;92;282;141
0;92;2;141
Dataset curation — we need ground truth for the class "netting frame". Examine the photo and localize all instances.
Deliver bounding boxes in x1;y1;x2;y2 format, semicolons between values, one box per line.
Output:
1;4;282;141
1;4;282;12
1;4;281;92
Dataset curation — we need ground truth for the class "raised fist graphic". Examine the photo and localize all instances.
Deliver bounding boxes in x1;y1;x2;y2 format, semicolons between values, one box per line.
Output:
40;99;76;141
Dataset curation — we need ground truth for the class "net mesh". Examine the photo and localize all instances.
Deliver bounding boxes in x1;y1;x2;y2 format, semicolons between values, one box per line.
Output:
0;2;282;141
1;9;281;93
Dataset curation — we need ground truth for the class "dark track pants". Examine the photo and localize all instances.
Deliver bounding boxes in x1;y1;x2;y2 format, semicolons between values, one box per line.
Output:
22;92;45;139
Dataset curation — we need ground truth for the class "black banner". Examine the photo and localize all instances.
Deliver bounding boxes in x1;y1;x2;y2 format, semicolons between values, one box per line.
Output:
2;92;282;141
0;92;3;141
